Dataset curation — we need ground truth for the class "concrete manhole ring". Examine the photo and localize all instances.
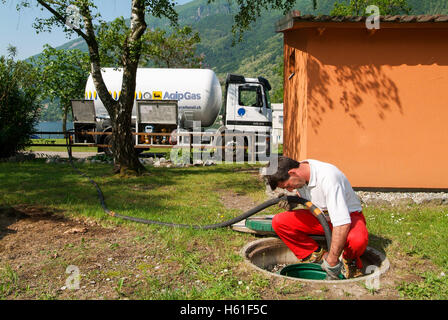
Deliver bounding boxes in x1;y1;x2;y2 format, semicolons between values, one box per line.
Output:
241;237;390;284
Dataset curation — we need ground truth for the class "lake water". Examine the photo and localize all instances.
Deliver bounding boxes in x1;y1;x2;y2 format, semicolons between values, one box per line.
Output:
34;121;74;139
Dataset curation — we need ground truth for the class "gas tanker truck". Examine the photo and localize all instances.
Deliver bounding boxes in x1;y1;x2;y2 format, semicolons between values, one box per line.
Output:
72;68;273;160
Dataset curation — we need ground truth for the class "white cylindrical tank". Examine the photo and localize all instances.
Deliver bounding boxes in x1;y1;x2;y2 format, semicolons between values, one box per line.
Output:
84;68;222;127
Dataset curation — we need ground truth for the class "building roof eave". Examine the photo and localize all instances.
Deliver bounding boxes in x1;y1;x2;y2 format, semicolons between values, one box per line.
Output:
275;14;448;33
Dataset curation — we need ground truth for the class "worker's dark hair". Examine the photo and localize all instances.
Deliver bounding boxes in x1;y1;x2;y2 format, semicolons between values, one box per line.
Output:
264;156;300;190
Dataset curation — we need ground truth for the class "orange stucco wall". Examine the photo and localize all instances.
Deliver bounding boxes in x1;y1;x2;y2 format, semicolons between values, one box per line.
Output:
283;25;448;189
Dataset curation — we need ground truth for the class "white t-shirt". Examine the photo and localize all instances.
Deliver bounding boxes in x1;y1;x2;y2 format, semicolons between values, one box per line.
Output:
297;159;362;227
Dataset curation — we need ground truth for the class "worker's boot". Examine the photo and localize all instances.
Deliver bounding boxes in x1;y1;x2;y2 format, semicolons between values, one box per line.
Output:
300;247;326;264
341;258;363;279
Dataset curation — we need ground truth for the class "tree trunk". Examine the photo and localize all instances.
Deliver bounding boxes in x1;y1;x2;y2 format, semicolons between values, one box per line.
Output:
108;0;147;176
81;2;146;176
111;101;146;176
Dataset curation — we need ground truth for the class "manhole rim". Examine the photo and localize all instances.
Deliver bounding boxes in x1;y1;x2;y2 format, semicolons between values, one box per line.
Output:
240;237;390;284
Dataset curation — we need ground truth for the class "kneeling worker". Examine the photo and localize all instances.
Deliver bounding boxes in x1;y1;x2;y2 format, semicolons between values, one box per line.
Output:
263;156;369;279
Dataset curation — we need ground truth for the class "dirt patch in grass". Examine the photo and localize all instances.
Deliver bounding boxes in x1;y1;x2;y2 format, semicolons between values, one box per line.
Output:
0;205;163;299
217;189;260;213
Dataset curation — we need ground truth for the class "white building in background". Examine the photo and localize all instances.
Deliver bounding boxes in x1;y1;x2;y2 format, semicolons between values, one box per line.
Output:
271;103;283;145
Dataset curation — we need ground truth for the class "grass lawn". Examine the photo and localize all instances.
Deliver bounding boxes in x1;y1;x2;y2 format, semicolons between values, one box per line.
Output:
0;159;447;300
26;139;97;153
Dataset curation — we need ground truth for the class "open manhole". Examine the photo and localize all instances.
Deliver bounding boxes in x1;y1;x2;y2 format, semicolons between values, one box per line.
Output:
241;237;390;284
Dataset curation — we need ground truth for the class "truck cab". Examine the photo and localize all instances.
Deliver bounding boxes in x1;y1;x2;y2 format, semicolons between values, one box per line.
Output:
221;74;273;159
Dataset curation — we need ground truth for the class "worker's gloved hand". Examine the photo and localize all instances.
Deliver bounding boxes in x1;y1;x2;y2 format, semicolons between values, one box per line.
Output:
321;258;343;280
277;192;295;211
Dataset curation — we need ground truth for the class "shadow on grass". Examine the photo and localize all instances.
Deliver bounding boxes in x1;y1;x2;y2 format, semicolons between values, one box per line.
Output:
368;233;392;255
102;164;264;197
0;205;68;241
0;207;21;241
0;161;267;226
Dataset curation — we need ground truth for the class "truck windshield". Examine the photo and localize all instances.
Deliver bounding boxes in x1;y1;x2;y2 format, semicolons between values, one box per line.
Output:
238;85;262;108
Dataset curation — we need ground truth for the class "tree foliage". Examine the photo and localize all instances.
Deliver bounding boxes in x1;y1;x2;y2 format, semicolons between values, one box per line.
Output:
141;26;204;68
39;100;65;122
95;17;204;68
330;0;411;15
0;48;40;158
212;0;299;40
32;45;90;133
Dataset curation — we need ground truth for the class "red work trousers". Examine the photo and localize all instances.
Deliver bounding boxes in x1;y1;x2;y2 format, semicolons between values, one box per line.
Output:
272;210;368;269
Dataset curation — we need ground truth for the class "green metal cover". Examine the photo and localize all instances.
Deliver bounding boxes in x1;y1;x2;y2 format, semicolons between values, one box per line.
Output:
279;263;345;280
245;216;275;232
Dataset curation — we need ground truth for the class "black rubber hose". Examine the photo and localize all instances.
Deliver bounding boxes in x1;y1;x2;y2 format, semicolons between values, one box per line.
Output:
64;131;332;247
114;196;282;229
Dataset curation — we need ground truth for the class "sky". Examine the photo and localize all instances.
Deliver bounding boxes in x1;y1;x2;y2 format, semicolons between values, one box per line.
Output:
0;0;192;60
